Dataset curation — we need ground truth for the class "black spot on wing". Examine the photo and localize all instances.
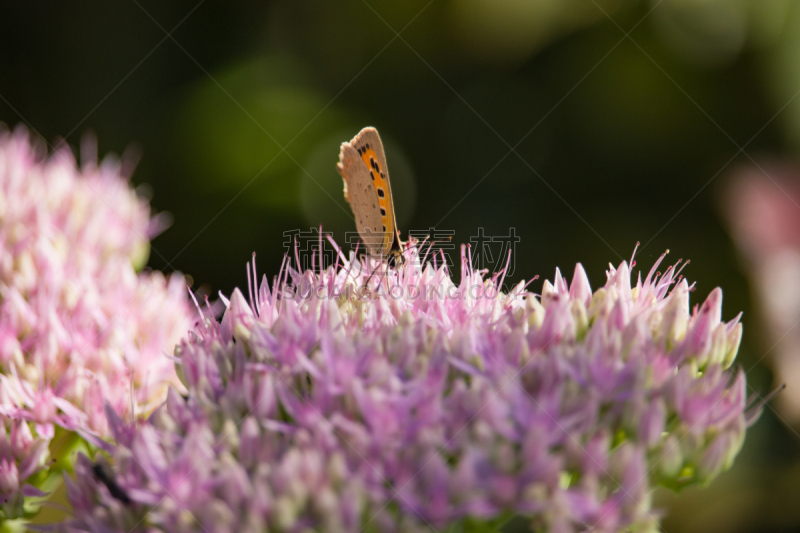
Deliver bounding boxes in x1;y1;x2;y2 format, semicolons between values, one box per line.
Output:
377;188;385;198
370;171;375;181
380;208;386;216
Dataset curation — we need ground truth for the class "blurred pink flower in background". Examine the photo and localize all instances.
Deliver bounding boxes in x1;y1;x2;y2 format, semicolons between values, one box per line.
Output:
723;164;800;422
0;126;192;520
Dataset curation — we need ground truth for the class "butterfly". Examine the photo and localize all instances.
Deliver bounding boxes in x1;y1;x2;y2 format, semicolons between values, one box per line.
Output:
337;127;404;267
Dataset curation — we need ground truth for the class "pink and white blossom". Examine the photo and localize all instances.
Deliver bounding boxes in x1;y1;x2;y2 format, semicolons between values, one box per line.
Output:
0;126;192;519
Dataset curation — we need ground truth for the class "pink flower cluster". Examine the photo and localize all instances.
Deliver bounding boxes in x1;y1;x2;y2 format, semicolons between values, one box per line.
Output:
64;243;752;533
0;127;192;519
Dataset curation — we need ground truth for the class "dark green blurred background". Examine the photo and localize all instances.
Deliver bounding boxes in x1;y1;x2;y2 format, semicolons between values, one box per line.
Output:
3;1;800;531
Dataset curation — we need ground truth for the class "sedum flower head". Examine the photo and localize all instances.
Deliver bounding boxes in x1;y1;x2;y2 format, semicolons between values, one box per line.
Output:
0;126;192;519
64;243;751;533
